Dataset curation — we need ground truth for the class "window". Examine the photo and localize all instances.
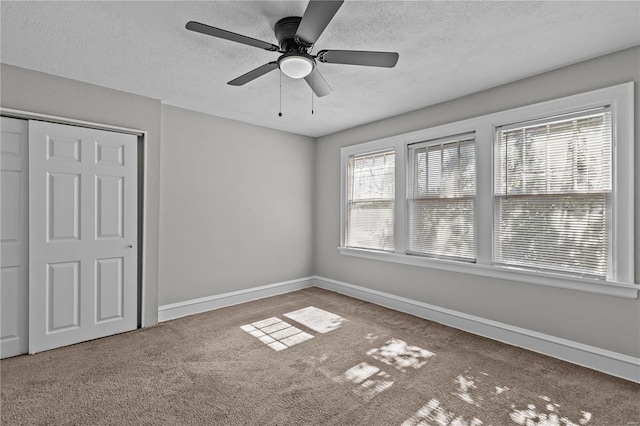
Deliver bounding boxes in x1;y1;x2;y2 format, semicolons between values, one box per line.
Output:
408;135;476;261
346;150;395;251
494;109;612;278
339;83;635;298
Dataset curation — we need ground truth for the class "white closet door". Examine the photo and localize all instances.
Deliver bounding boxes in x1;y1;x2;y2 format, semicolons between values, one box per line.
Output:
1;117;29;359
29;121;138;354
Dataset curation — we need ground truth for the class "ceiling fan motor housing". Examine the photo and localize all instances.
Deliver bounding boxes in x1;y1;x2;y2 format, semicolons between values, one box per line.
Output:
275;17;307;51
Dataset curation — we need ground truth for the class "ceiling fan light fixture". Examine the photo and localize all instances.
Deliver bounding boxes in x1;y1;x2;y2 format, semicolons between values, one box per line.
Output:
278;55;314;79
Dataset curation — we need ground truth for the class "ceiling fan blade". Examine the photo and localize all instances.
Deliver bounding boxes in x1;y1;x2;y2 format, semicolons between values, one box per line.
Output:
228;62;279;86
304;68;332;97
317;50;399;68
186;21;280;52
295;1;344;46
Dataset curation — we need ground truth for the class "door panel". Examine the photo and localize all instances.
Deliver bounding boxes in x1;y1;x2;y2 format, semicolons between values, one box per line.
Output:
47;135;81;162
1;171;22;243
96;257;124;322
47;261;81;332
96;175;124;239
96;141;124;166
1;117;29;359
1;267;21;342
29;121;137;354
47;172;81;241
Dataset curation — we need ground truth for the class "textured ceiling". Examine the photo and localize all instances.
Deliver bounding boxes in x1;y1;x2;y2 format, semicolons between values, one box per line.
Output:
1;1;639;138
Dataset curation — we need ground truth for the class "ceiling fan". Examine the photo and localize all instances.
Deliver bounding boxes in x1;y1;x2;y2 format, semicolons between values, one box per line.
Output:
186;0;399;97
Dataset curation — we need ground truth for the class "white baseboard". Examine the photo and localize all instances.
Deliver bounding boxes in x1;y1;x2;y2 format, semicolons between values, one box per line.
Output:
158;277;314;322
314;276;640;384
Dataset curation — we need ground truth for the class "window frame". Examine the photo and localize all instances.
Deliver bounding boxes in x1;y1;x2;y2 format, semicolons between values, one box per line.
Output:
345;148;396;251
406;133;477;262
339;82;637;299
493;107;614;279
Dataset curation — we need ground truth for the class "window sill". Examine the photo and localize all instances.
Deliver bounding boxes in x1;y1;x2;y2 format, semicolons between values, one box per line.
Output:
338;247;639;299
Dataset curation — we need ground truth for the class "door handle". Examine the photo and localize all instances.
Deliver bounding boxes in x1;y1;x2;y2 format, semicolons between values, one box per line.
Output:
128;244;134;248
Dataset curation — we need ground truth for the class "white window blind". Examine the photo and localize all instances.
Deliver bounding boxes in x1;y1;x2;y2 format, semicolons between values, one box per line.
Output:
408;135;476;260
346;150;395;251
494;108;612;278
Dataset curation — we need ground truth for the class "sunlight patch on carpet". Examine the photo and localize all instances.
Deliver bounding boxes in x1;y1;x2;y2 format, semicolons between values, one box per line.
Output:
366;338;434;372
283;306;346;334
334;361;394;401
510;395;592;426
405;368;593;426
401;398;484;426
337;361;380;384
240;317;313;351
319;336;435;402
452;368;510;408
364;332;380;342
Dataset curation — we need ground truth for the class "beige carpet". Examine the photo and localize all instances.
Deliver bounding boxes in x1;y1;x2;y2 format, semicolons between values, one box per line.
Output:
1;288;638;425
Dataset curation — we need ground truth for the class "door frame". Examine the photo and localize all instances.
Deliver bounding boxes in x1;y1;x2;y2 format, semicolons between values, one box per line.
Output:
0;107;148;329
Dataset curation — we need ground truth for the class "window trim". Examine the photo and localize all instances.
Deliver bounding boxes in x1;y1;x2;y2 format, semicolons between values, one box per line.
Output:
339;82;637;299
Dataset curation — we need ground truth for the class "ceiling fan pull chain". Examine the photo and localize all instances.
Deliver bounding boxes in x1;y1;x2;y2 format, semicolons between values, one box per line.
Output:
279;70;283;117
311;72;315;115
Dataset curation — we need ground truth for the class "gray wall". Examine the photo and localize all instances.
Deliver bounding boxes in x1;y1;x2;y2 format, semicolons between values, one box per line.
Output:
1;64;162;327
158;105;315;305
314;46;640;357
